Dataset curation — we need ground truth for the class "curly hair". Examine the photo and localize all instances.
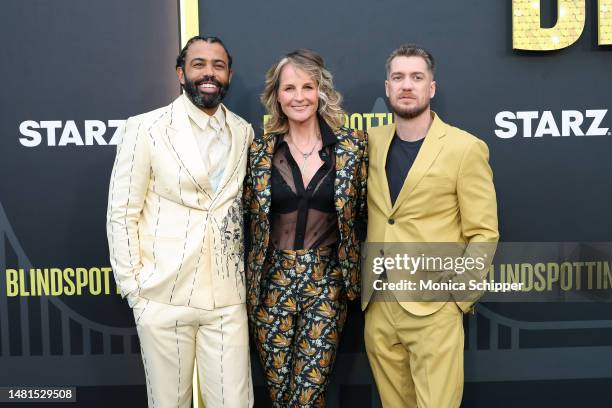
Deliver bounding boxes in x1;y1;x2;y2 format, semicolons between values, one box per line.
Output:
261;49;345;135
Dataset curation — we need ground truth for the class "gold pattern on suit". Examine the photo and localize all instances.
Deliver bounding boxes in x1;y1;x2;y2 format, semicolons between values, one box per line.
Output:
245;125;366;407
244;126;368;309
249;247;347;407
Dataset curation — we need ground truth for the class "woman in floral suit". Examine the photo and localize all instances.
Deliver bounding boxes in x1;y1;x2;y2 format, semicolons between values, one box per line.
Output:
244;49;367;407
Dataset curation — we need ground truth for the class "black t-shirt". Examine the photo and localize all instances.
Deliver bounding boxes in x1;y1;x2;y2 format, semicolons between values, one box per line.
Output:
385;133;425;206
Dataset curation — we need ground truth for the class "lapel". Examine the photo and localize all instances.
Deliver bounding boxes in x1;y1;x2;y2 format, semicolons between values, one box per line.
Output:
162;96;211;197
390;113;447;216
334;130;358;234
377;124;397;212
253;134;275;217
212;104;248;201
247;133;274;259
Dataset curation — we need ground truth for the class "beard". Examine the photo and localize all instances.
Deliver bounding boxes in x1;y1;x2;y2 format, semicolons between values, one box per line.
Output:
183;74;230;109
389;97;429;120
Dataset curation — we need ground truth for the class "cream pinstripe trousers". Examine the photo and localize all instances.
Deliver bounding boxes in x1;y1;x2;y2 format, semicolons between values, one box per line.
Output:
133;299;253;407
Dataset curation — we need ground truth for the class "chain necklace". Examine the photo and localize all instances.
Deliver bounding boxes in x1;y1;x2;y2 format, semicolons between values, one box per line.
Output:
288;133;320;172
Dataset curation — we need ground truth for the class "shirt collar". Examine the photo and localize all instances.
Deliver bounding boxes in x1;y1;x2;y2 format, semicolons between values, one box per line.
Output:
318;115;337;147
182;93;226;131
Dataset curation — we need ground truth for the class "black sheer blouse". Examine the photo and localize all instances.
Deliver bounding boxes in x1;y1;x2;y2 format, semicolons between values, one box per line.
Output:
270;118;339;250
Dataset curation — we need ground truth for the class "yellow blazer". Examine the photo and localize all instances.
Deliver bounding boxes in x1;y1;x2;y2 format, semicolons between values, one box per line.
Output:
363;113;499;315
106;95;254;310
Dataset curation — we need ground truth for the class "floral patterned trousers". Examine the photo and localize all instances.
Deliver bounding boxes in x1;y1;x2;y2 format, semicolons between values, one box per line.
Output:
250;246;347;407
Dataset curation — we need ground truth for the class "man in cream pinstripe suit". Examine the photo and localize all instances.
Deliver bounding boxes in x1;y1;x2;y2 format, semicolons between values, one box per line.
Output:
107;36;253;407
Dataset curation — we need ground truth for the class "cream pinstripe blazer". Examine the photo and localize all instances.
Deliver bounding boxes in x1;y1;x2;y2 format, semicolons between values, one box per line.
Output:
106;95;254;310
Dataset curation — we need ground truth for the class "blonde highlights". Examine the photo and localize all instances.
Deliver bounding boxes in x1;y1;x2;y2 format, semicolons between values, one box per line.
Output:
261;49;345;135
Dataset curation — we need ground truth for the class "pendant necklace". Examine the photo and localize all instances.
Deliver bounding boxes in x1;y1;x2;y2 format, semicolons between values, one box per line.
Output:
289;134;319;173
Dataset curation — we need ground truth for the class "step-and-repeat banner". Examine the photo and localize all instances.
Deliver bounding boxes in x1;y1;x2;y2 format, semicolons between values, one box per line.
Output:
1;0;611;407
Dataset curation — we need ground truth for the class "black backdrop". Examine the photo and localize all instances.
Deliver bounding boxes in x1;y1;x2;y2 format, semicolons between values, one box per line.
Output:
1;0;611;407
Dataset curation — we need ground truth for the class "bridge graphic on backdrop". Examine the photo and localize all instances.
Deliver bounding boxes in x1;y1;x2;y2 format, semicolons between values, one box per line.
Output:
0;202;143;386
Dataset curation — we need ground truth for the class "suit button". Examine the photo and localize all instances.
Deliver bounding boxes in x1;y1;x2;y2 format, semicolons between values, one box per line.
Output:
388;218;395;225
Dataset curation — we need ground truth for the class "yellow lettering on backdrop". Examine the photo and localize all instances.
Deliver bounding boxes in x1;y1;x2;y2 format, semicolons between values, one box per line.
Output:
513;0;586;50
6;269;18;297
600;0;612;44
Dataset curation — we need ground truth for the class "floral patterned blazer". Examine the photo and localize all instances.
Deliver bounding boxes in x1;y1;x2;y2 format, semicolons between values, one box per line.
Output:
244;122;368;307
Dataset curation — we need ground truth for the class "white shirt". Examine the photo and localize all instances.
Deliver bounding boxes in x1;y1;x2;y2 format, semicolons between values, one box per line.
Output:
182;93;231;192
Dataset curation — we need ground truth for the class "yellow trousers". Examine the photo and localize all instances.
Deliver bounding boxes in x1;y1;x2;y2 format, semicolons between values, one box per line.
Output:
365;300;464;408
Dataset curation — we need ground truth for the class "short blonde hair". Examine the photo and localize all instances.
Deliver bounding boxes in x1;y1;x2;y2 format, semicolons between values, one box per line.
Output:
261;49;345;135
386;44;435;78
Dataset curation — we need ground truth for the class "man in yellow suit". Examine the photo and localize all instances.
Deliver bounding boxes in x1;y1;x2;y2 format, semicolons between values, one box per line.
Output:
363;44;499;407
